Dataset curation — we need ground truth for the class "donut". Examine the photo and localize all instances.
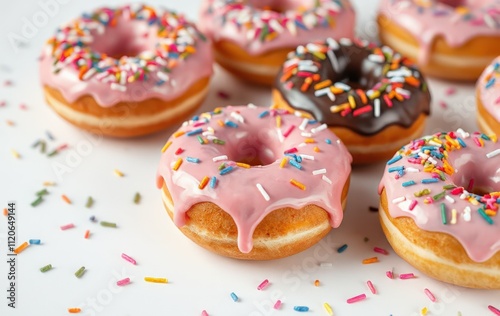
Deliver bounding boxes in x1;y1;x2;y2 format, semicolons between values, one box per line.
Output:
272;38;431;164
156;104;351;260
377;0;500;81
477;57;500;135
197;0;355;85
378;130;500;289
39;4;213;137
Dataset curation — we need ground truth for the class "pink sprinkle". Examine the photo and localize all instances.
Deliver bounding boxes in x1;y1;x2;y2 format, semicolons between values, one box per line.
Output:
489;305;500;316
445;87;456;96
60;223;75;230
273;300;282;310
439;101;448;109
283;125;295;138
201;310;209;316
0;100;6;106
257;279;270;290
4;80;12;86
373;247;389;255
495;96;500;105
56;144;68;151
468;178;475;192
386;270;394;279
19;104;27;110
400;273;415;280
424;288;436;302
473;137;482;147
284;147;298;154
217;91;230;99
121;253;137;265
117;278;130;286
367;281;376;294
347;294;366;304
409;200;418;211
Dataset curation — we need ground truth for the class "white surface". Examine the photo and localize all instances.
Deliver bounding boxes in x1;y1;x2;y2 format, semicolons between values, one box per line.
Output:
0;1;498;315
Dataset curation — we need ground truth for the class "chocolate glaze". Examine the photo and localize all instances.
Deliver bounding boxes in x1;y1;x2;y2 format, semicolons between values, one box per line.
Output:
274;39;431;136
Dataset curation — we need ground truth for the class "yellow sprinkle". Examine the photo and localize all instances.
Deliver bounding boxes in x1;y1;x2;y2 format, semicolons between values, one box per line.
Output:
61;194;71;204
362;257;379;264
468;198;479;206
280;158;288;168
198;176;209;190
455;6;469;15
485;209;496;216
172;158;183;171
161;141;172;153
290;179;306;190
421;307;428;315
144;277;168;283
311;51;326;59
478;137;484;147
314;80;332;90
217;120;225;127
489;134;497;143
369;90;380;99
313;146;320;153
43;181;55;186
173;130;185;138
14;242;29;254
304;138;316;143
10;149;20;159
276;115;282;128
114;169;124;177
236;162;251;169
323;302;334;315
348;95;356;109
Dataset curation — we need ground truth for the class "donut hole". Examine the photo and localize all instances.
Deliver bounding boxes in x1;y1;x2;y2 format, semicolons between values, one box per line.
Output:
449;154;500;196
250;0;314;13
227;129;282;166
89;18;157;59
436;0;488;9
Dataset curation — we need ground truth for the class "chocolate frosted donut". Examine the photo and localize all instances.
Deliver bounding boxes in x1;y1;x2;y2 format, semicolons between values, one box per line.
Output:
273;38;431;163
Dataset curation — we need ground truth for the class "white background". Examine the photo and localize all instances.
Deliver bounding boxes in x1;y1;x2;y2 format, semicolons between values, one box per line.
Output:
0;0;498;315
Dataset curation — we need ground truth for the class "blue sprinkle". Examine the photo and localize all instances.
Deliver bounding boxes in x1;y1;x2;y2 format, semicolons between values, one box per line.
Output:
308;120;318;124
90;216;97;222
497;198;500;204
486;77;496;89
422;178;439;184
220;166;234;175
186;157;200;163
209;176;217;189
293;306;309;312
402;180;416;187
337;244;348;253
29;239;41;245
421;146;438;151
457;137;466;148
230;292;239;302
289;159;303;170
186;128;203;136
325;139;332;144
430;151;444;159
192;115;199;121
225;121;238;128
478;208;494;225
387;155;402;165
258;110;269;118
388;166;404;173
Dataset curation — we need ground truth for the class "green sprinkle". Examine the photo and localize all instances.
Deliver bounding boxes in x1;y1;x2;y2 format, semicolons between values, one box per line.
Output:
134;192;141;204
197;135;204;144
414;189;431;197
40;140;46;153
443;184;456;190
433;191;446;201
218;163;226;171
40;264;52;273
213;139;225;145
36;188;49;196
31;196;43;207
478;208;494;225
440;203;447;225
100;221;117;228
75;266;86;278
85;196;94;208
47;149;58;157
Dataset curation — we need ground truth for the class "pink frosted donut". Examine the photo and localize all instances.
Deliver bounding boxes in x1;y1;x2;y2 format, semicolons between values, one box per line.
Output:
477;57;500;135
378;0;500;81
39;4;213;137
379;130;500;288
156;104;352;259
198;0;355;84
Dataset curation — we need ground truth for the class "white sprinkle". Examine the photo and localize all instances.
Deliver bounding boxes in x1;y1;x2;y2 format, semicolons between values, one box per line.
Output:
247;103;257;108
299;118;309;131
298;143;307;147
277;128;284;143
269;19;284;33
157;71;169;82
368;54;385;63
339;38;352;46
389;76;405;83
311;124;328;134
322;175;332;184
395;87;411;97
212;155;228;162
231;112;245;123
82;68;97;80
456;128;469;139
286;20;297;36
484;14;496;29
445;195;455;203
406;167;420;173
206;135;217;141
312;169;327;175
428;157;438;165
300;154;314;161
334;82;351;91
314;87;330;97
486;149;500;158
463;206;471;222
374;98;381;117
110;83;126;92
256;183;270;201
451;209;457;224
301;132;312;137
327;50;340;73
326;37;339;50
418;152;430;160
120;71;127;85
392;196;406;204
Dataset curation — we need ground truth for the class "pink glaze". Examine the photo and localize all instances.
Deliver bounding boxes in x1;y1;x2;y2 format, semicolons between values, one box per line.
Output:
478;56;500;122
379;131;500;262
156;105;352;253
379;0;500;64
39;5;213;107
198;0;355;55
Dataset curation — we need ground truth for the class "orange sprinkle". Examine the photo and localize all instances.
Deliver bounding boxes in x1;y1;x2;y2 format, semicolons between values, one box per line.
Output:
314;279;320;287
62;195;71;204
236;162;251;169
362;257;379;264
6;120;14;126
3;208;7;216
14;242;29;254
43;181;55;186
68;308;81;313
313;146;320;153
84;230;90;239
330;86;344;94
405;76;420;87
172;158;183;171
217;120;225;127
485;209;496;216
280;70;294;82
356;89;368;104
161;141;172;153
276;115;282;128
394;93;404;102
265;32;278;42
173;130;185;138
312;74;320;81
198;176;210;190
301;81;311;92
290;179;306;190
280;158;288;168
314;80;332;90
